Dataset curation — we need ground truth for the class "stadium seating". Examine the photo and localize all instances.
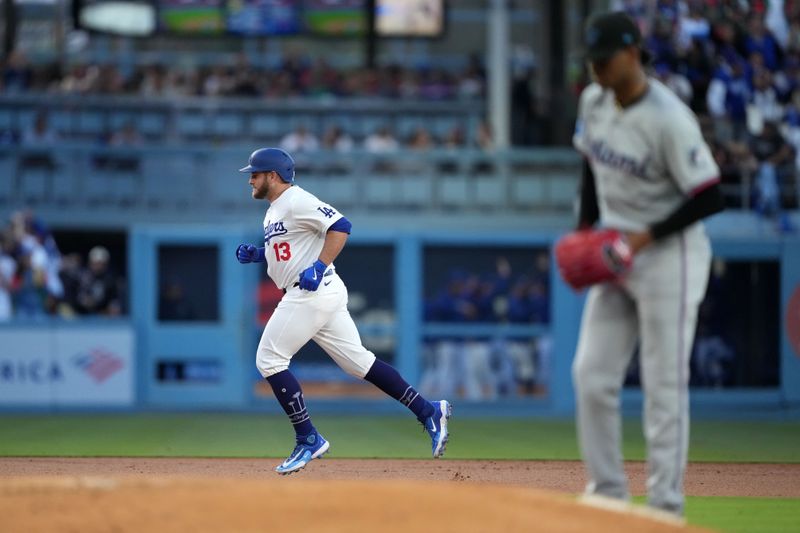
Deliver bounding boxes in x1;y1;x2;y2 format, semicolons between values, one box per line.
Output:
0;143;581;226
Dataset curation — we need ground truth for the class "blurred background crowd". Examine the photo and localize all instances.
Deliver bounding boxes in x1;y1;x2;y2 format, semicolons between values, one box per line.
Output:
2;52;487;102
0;210;124;321
607;0;800;224
421;252;552;400
9;109;494;157
424;253;550;325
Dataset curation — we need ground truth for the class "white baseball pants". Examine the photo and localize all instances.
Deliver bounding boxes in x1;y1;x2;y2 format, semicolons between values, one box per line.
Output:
256;272;376;379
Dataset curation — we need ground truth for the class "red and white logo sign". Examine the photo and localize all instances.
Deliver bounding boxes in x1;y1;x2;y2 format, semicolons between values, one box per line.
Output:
73;348;124;383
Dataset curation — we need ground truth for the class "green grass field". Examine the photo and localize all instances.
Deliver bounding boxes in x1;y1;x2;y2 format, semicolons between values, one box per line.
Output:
1;414;798;532
631;496;800;533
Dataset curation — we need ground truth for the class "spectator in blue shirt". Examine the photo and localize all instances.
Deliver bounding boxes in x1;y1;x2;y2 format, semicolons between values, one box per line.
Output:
745;16;783;72
646;16;679;66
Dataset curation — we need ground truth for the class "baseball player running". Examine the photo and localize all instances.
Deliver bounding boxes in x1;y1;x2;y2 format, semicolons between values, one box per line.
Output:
236;147;451;475
565;12;725;516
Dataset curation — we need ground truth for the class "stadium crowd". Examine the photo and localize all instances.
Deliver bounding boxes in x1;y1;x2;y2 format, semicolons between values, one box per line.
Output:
609;0;800;225
9;109;495;181
0;211;124;321
1;52;486;102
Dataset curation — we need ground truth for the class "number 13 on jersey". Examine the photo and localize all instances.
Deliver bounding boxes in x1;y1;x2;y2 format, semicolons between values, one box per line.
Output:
273;242;291;261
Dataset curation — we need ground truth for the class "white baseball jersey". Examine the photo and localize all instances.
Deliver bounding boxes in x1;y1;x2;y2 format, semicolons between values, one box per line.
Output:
573;79;719;232
255;185;376;382
262;185;343;290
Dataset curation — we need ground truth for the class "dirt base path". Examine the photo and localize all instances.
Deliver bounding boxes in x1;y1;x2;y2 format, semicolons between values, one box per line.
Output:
2;458;799;497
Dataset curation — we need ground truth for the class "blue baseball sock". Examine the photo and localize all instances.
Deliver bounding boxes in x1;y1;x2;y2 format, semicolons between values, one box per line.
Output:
265;370;315;438
364;359;435;422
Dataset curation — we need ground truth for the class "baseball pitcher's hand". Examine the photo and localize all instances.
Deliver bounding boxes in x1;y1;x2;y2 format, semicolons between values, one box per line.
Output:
236;244;265;264
298;260;327;291
554;229;633;290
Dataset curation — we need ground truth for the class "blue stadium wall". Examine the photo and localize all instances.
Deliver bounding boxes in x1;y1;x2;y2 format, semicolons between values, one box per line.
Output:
1;212;799;417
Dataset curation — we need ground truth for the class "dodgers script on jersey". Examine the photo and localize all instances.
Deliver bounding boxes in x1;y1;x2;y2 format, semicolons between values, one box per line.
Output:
573;79;719;232
263;186;343;290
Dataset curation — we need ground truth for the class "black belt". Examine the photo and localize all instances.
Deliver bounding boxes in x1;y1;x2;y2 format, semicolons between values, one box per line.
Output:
283;270;334;294
282;282;300;295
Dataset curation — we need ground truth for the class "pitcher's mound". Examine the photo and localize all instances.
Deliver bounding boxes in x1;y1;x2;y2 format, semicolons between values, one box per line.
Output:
0;476;709;532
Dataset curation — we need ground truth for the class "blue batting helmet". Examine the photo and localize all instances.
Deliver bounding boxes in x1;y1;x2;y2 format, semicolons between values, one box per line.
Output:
239;147;295;183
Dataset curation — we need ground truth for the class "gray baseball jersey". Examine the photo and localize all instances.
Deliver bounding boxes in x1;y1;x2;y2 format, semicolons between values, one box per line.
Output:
573;79;720;231
570;78;715;514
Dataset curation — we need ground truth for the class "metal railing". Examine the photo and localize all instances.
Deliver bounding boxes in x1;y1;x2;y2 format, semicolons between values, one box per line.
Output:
0;94;486;144
0;144;582;225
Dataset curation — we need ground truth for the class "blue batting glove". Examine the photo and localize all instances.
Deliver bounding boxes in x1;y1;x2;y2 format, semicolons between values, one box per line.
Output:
298;260;327;291
236;244;264;264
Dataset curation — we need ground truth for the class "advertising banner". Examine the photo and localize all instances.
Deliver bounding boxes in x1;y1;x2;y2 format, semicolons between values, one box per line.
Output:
0;326;134;406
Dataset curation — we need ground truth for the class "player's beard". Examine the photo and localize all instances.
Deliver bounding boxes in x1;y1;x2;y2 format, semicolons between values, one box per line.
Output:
252;181;269;200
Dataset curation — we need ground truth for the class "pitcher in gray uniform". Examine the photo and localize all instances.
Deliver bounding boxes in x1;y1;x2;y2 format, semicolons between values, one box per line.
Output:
571;12;725;516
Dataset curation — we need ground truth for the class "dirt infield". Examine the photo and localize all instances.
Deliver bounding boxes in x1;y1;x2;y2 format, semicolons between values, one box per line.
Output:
1;458;798;532
2;458;799;497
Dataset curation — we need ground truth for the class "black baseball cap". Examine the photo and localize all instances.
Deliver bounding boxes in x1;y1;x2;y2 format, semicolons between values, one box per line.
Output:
584;11;652;63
